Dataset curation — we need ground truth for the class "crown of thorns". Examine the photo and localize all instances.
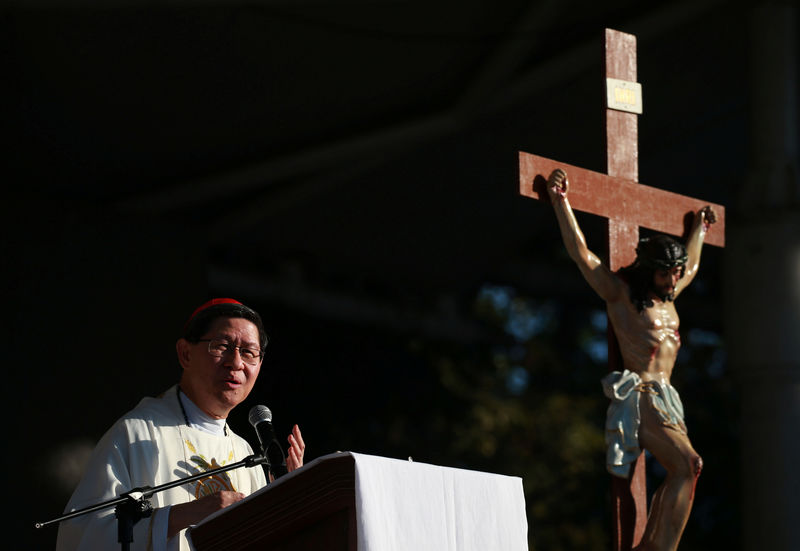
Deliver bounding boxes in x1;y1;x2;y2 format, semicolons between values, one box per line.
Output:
635;235;688;270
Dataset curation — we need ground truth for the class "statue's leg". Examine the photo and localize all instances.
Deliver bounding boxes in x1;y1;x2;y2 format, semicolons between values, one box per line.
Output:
633;395;702;551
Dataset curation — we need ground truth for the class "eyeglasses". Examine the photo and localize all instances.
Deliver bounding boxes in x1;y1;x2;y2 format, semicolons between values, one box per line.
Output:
196;338;263;366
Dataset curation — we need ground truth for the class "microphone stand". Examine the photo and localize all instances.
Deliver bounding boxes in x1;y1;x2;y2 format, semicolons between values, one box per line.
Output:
35;453;270;551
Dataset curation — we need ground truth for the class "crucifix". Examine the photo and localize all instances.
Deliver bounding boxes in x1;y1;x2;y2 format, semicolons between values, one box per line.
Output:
518;29;725;550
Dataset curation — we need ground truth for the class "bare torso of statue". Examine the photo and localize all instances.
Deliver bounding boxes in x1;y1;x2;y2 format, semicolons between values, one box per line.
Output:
545;168;716;551
609;296;680;382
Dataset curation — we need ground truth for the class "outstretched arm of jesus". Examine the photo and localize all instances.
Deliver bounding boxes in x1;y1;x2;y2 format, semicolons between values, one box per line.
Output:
546;169;625;303
674;205;716;298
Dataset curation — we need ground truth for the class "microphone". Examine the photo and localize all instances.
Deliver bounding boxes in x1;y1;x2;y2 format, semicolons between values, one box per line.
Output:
248;405;288;478
248;405;275;456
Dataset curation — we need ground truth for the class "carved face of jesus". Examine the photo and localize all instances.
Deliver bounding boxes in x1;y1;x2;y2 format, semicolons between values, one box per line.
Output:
651;265;684;302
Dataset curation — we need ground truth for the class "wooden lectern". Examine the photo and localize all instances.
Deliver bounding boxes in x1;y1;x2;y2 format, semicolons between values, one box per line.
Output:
188;452;528;551
189;453;357;551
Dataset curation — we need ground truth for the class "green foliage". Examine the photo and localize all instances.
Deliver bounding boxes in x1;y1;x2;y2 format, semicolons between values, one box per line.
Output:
375;285;612;550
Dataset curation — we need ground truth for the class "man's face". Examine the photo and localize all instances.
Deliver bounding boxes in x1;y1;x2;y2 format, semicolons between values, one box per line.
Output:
652;265;684;300
178;316;262;418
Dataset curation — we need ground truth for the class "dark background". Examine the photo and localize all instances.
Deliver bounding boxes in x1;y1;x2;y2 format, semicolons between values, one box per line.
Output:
6;1;760;549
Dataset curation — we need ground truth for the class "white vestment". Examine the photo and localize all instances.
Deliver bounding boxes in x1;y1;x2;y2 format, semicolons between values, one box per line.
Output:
56;385;267;551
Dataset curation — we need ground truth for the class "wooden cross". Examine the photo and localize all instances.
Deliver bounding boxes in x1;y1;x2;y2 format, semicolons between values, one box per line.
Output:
518;29;725;550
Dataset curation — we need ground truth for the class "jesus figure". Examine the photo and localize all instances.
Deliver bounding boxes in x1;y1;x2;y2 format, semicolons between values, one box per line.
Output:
546;168;716;551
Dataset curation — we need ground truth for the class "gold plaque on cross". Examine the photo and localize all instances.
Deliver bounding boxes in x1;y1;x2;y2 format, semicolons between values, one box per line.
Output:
606;77;643;114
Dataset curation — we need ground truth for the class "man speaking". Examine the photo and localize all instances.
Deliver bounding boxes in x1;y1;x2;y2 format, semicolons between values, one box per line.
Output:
56;298;305;551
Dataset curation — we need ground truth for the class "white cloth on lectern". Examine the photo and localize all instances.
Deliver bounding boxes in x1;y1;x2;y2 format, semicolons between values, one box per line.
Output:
352;453;528;551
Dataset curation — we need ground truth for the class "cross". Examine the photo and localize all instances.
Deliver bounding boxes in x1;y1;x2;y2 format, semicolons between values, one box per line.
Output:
518;29;725;550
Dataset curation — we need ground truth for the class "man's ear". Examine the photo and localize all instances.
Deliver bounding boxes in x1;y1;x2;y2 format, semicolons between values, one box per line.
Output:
176;339;192;369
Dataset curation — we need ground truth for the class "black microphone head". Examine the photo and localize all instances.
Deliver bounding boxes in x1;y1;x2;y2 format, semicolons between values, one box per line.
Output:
249;405;274;456
249;405;272;427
